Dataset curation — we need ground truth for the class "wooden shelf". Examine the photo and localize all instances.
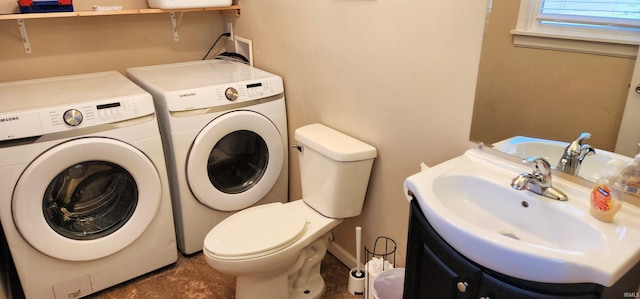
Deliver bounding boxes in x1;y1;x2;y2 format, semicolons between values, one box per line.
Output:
0;5;240;20
1;5;240;53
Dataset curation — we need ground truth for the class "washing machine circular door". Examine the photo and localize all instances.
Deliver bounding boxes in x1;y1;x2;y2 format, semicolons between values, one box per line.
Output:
186;110;284;211
12;137;162;262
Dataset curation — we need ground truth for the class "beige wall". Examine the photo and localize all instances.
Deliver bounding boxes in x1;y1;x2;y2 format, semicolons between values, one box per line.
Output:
230;0;487;267
470;0;636;151
0;0;488;268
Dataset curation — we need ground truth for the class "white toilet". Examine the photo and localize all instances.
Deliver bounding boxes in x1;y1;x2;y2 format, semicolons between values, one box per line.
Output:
203;123;377;299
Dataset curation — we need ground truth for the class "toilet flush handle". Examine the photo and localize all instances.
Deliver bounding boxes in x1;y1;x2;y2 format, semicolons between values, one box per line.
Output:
292;144;303;153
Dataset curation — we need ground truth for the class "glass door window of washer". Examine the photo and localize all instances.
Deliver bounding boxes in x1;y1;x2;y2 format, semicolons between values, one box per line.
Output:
43;161;138;240
13;137;162;261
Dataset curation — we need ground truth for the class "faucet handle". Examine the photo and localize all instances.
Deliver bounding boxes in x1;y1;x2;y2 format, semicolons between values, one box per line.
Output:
566;132;592;153
576;132;591;144
523;156;551;175
523;157;552;187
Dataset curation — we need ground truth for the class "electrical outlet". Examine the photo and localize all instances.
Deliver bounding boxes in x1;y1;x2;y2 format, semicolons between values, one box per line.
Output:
234;35;253;66
225;22;234;41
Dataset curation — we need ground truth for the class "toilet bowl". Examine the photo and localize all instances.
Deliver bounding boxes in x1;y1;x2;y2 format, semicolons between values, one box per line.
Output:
204;200;341;298
203;123;377;299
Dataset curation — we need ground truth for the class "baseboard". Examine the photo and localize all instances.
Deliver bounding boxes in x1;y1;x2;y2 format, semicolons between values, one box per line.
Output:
327;242;357;270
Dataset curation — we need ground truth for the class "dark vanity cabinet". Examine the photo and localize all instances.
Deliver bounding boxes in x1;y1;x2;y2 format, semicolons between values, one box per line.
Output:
403;199;640;299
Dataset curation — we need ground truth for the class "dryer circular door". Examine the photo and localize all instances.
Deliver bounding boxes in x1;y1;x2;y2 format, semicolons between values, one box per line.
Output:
12;137;162;262
187;110;284;211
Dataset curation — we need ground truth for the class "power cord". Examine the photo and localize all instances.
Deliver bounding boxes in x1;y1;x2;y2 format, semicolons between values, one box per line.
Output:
202;32;231;60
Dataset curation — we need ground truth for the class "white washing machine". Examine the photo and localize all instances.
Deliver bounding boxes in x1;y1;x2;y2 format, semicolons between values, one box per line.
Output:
127;60;288;255
0;72;177;299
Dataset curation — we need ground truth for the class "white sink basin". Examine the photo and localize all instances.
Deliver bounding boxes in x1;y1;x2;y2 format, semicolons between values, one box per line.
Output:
404;148;640;286
433;174;605;252
493;136;631;182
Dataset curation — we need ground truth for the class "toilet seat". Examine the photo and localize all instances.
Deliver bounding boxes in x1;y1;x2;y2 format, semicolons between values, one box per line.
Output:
204;203;307;260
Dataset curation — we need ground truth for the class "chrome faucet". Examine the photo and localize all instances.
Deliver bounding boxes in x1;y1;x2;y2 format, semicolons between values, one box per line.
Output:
511;157;568;201
557;132;596;176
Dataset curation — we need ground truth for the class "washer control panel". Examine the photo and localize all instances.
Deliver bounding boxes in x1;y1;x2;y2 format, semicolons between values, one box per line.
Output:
0;95;154;141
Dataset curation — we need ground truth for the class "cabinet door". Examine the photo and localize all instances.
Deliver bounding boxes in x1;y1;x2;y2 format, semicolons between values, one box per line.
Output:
419;242;476;299
404;199;480;298
479;273;599;299
405;199;609;299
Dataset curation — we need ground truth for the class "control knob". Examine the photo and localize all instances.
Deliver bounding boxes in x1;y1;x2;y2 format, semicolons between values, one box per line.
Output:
225;87;239;101
63;109;83;126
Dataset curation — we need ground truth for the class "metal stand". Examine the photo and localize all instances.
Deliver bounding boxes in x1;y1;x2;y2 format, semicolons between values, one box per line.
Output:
364;236;396;299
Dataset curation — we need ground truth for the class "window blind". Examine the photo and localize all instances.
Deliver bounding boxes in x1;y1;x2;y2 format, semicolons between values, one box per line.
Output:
539;0;640;29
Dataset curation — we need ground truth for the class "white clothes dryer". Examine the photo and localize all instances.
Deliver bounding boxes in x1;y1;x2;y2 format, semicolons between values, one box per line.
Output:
127;60;288;255
0;72;177;299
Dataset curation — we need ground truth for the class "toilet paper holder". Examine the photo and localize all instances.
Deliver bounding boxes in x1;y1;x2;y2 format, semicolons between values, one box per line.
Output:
364;236;397;299
365;236;396;269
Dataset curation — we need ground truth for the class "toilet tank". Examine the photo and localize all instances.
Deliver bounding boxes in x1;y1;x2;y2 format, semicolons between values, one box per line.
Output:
294;124;377;218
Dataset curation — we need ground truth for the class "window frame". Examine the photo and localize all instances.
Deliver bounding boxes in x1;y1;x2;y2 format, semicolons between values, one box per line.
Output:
511;0;640;58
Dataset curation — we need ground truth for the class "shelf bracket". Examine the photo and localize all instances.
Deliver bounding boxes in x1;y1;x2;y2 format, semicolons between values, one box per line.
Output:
220;8;240;17
169;12;184;42
17;19;32;54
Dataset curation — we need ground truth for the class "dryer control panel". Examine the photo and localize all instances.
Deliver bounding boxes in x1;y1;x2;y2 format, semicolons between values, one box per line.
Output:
165;76;284;112
127;60;286;113
0;95;154;141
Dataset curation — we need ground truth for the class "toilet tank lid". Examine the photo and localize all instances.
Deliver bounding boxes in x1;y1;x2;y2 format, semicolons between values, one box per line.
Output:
295;124;377;162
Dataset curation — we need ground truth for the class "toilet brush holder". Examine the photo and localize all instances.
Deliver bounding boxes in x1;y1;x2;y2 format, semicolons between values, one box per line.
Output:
348;268;365;295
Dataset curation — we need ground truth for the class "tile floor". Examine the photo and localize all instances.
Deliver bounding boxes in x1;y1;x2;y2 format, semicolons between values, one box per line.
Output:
89;252;362;299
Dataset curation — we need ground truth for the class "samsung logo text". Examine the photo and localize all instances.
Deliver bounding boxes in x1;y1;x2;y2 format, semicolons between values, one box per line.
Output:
0;116;19;123
179;92;196;98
